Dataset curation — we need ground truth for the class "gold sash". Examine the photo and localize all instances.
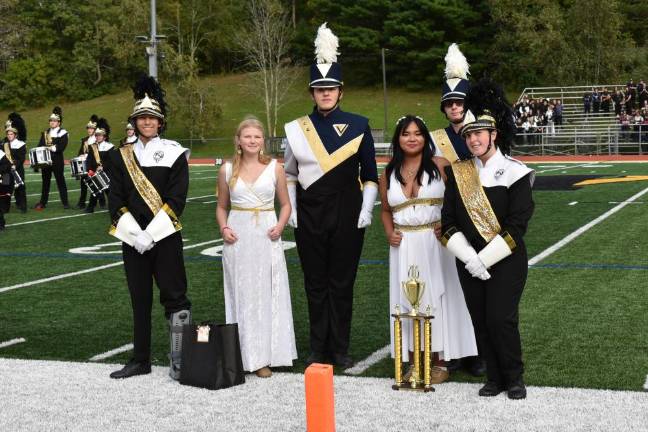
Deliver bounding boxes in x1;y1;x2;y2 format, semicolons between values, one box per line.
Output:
120;145;163;215
3;142;13;164
298;116;363;173
451;159;501;242
431;129;459;163
91;143;101;165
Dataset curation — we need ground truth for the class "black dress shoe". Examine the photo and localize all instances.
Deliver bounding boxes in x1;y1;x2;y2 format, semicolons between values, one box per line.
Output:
478;381;504;397
305;352;327;366
33;203;45;210
76;203;86;209
468;356;486;377
332;353;354;369
109;359;151;379
63;204;70;209
507;379;527;400
446;359;461;373
84;206;95;214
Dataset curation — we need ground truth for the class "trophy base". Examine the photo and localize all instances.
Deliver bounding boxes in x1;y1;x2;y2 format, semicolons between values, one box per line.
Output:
392;383;435;393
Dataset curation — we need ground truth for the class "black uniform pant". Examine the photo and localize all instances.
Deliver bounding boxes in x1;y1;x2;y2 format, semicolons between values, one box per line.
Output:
78;178;88;205
0;195;8;228
457;249;528;386
13;163;26;210
295;187;364;355
88;189;107;209
122;232;191;362
39;159;68;206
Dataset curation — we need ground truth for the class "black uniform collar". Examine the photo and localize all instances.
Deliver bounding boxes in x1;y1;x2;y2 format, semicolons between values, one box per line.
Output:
311;105;342;120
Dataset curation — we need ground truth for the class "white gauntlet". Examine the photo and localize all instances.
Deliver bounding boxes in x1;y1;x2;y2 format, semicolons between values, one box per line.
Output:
357;182;378;228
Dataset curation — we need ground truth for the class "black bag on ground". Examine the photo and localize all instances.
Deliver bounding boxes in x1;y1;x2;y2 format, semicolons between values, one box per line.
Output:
180;321;245;390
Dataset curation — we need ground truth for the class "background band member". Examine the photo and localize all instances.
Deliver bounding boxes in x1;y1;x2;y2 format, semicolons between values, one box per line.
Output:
0;148;12;230
120;123;137;147
283;24;378;368
431;43;486;377
4;113;27;213
76;115;98;210
34;106;70;210
441;78;535;399
84;118;114;213
108;76;191;380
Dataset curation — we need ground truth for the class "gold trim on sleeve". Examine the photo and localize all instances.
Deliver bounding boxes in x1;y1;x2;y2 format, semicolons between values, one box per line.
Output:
451;159;501;242
161;203;183;231
109;206;130;235
431;129;459;163
501;231;517;251
298;116;363;173
120;145;164;215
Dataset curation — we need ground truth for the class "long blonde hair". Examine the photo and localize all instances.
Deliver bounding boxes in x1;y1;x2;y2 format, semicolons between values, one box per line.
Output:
229;117;271;188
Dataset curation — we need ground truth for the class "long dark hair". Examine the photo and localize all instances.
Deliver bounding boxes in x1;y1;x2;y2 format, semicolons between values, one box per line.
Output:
385;115;440;189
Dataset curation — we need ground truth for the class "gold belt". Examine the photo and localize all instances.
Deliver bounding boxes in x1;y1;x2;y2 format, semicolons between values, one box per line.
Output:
394;220;440;232
390;198;443;213
230;205;274;224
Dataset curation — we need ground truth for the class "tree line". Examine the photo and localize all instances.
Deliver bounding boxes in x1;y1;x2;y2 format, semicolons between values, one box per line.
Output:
0;0;646;110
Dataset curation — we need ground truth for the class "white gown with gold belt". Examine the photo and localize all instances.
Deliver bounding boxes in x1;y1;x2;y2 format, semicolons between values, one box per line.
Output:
222;159;297;371
388;171;477;361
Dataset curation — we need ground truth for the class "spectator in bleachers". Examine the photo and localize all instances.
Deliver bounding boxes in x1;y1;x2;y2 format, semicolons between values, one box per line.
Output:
583;92;592;114
619;112;630;140
546;104;555;136
601;88;611;113
554;100;563;126
613;90;624;116
624;92;634;115
638;80;648;109
627;79;637;109
592;88;601;113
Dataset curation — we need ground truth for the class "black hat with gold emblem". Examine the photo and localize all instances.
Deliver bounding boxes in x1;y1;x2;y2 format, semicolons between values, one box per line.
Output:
95;118;111;140
86;114;99;130
461;78;516;155
129;75;167;132
5;112;27;140
309;23;343;88
49;106;63;123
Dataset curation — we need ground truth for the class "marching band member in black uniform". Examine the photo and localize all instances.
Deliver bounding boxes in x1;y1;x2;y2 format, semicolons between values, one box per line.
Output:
4;113;27;213
76;115;98;210
119;122;137;147
108;76;191;380
431;43;485;377
441;78;535;399
84;118;113;213
0;147;12;230
34;106;70;210
284;24;378;368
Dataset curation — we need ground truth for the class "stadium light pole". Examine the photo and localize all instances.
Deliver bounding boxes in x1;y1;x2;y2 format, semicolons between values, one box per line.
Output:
382;48;389;140
136;0;166;79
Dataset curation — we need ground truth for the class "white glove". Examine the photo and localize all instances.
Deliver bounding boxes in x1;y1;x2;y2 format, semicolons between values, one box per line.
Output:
131;230;154;254
287;183;298;228
357;183;378;228
465;255;491;280
50;145;57;152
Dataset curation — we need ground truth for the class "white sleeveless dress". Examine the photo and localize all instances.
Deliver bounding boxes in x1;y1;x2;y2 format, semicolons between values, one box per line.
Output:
388;171;477;362
222;160;297;371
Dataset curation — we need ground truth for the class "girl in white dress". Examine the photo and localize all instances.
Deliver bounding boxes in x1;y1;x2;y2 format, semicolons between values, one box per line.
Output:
379;115;477;384
216;118;297;378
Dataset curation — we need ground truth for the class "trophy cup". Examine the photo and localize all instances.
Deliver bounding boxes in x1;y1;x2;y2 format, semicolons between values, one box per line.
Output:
392;265;434;392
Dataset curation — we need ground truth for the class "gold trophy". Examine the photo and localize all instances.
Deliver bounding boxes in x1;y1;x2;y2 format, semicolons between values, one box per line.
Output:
392;265;434;392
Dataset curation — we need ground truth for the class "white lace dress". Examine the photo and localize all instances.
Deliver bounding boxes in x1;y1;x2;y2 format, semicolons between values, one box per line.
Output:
388;171;477;362
222;160;297;371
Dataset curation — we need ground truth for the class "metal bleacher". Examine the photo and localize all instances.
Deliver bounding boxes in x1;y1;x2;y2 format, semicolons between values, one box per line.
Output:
513;84;646;156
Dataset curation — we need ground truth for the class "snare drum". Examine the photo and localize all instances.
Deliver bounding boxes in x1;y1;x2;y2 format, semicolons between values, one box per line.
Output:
29;147;52;169
70;155;88;179
84;170;110;197
11;168;24;189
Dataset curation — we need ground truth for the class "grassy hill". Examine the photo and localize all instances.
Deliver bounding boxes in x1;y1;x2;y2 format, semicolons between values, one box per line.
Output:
1;69;450;158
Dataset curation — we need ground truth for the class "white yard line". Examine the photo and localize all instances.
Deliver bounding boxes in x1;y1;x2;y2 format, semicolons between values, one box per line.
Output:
186;194;215;201
568;201;578;206
0;338;26;349
6;210;108;227
192;176;217;180
89;344;133;362
201;200;217;204
351;185;648;375
528;185;648;265
0;240;220;294
536;163;591;174
345;345;391;375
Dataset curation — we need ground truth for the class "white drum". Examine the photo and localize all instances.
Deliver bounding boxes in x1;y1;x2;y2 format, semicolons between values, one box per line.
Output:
70;155;88;179
29;147;52;168
84;170;110;197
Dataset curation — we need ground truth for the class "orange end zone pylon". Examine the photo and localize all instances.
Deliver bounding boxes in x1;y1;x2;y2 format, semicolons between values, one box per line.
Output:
305;363;335;432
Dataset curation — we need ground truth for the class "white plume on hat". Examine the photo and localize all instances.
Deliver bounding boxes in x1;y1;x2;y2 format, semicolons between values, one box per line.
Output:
314;23;339;64
444;43;470;80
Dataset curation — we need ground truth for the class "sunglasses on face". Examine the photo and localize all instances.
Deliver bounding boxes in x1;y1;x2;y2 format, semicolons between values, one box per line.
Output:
443;100;464;108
